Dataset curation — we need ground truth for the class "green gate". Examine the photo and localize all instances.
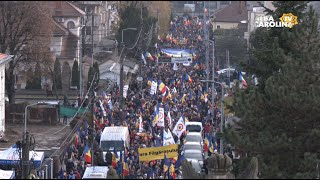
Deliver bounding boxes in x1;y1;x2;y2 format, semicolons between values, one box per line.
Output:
59;106;87;118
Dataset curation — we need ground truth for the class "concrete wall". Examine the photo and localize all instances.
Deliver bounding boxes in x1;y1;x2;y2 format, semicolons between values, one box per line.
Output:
0;65;5;132
212;22;239;31
51;36;63;56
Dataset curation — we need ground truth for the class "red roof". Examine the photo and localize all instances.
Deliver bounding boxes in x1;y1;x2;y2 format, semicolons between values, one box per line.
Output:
0;53;7;60
45;1;85;17
213;1;248;23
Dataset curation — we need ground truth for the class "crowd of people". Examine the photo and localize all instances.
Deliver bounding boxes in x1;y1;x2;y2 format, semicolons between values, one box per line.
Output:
56;14;228;179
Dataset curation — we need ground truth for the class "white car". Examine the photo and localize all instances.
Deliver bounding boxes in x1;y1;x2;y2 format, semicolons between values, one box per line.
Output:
183;142;203;152
186;122;203;133
185;132;203;147
183;149;204;167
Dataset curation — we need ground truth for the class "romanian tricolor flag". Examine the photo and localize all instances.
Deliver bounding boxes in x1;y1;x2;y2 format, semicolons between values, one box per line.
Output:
152;104;159;127
181;94;187;104
112;151;118;168
185;73;192;83
158;82;166;94
204;136;209;153
145;52;154;61
85;149;92;163
74;128;79;148
123;154;129;177
101;117;104;125
83;144;91;163
169;163;176;179
239;72;248;89
163;153;169;174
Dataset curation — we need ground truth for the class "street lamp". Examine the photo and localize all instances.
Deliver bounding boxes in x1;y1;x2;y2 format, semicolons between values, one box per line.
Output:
200;80;227;154
24;101;59;134
119;27;137;125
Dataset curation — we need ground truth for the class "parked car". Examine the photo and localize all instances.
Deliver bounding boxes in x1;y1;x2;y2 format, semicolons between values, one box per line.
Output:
186;122;203;133
183;149;204;168
185;132;203;147
183;142;203;152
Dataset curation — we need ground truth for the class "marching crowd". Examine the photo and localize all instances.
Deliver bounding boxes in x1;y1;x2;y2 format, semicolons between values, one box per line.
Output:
57;14;226;179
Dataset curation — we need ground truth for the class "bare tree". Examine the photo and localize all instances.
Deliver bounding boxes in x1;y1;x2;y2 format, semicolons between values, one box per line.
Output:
0;1;53;104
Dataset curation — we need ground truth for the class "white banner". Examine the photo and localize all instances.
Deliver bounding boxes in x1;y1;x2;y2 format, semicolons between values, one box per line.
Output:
150;81;158;95
123;85;129;98
141;53;147;65
173;63;178;71
157;108;165;127
163;129;175;146
99;100;107;117
167;111;173;129
139;115;143;133
172;116;186;138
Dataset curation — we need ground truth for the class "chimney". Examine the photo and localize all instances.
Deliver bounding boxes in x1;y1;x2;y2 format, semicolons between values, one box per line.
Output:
239;1;243;14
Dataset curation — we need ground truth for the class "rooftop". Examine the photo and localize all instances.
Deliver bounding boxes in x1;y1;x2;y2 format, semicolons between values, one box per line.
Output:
0;53;13;66
213;1;248;23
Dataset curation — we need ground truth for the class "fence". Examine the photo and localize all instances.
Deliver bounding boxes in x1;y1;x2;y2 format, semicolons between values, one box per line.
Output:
36;158;53;179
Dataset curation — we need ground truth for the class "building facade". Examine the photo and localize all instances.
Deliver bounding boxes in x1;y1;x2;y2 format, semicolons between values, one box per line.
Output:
0;54;13;132
172;1;231;17
212;1;248;31
72;1;120;56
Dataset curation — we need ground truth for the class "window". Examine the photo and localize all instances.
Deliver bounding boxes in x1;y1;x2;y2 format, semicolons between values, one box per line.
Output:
67;21;75;29
86;26;92;35
217;25;221;29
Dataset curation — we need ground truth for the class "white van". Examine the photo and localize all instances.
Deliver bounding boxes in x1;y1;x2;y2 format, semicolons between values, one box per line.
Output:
100;126;130;160
82;166;108;179
186;122;203;133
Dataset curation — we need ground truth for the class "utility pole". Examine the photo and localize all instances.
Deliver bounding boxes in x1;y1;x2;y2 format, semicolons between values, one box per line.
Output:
21;132;30;179
211;40;215;125
227;50;230;87
220;84;225;154
203;1;209;91
90;73;96;166
80;27;84;98
91;13;94;66
119;51;124;125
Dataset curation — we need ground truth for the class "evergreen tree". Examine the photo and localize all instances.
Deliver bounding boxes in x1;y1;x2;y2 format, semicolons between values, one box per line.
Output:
225;6;320;179
33;62;42;89
53;58;62;89
71;60;80;89
116;3;157;58
245;1;310;91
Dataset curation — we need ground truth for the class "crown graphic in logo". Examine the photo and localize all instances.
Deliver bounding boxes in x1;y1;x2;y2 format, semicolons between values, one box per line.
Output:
279;13;299;28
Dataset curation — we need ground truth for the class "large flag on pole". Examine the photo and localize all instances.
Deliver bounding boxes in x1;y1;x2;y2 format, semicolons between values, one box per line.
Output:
172;116;186;138
239;72;248;89
139;113;144;132
163;129;175;146
141;53;147;65
150;81;158;95
157;107;165;127
173;63;178;71
152;104;159;127
167;111;173;129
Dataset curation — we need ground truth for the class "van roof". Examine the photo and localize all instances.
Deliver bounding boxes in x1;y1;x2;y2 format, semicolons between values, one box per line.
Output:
102;126;129;134
187;132;202;136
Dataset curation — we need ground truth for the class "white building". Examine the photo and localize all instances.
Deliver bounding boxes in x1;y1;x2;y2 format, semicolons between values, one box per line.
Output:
244;1;276;47
99;60;139;86
0;54;13;132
